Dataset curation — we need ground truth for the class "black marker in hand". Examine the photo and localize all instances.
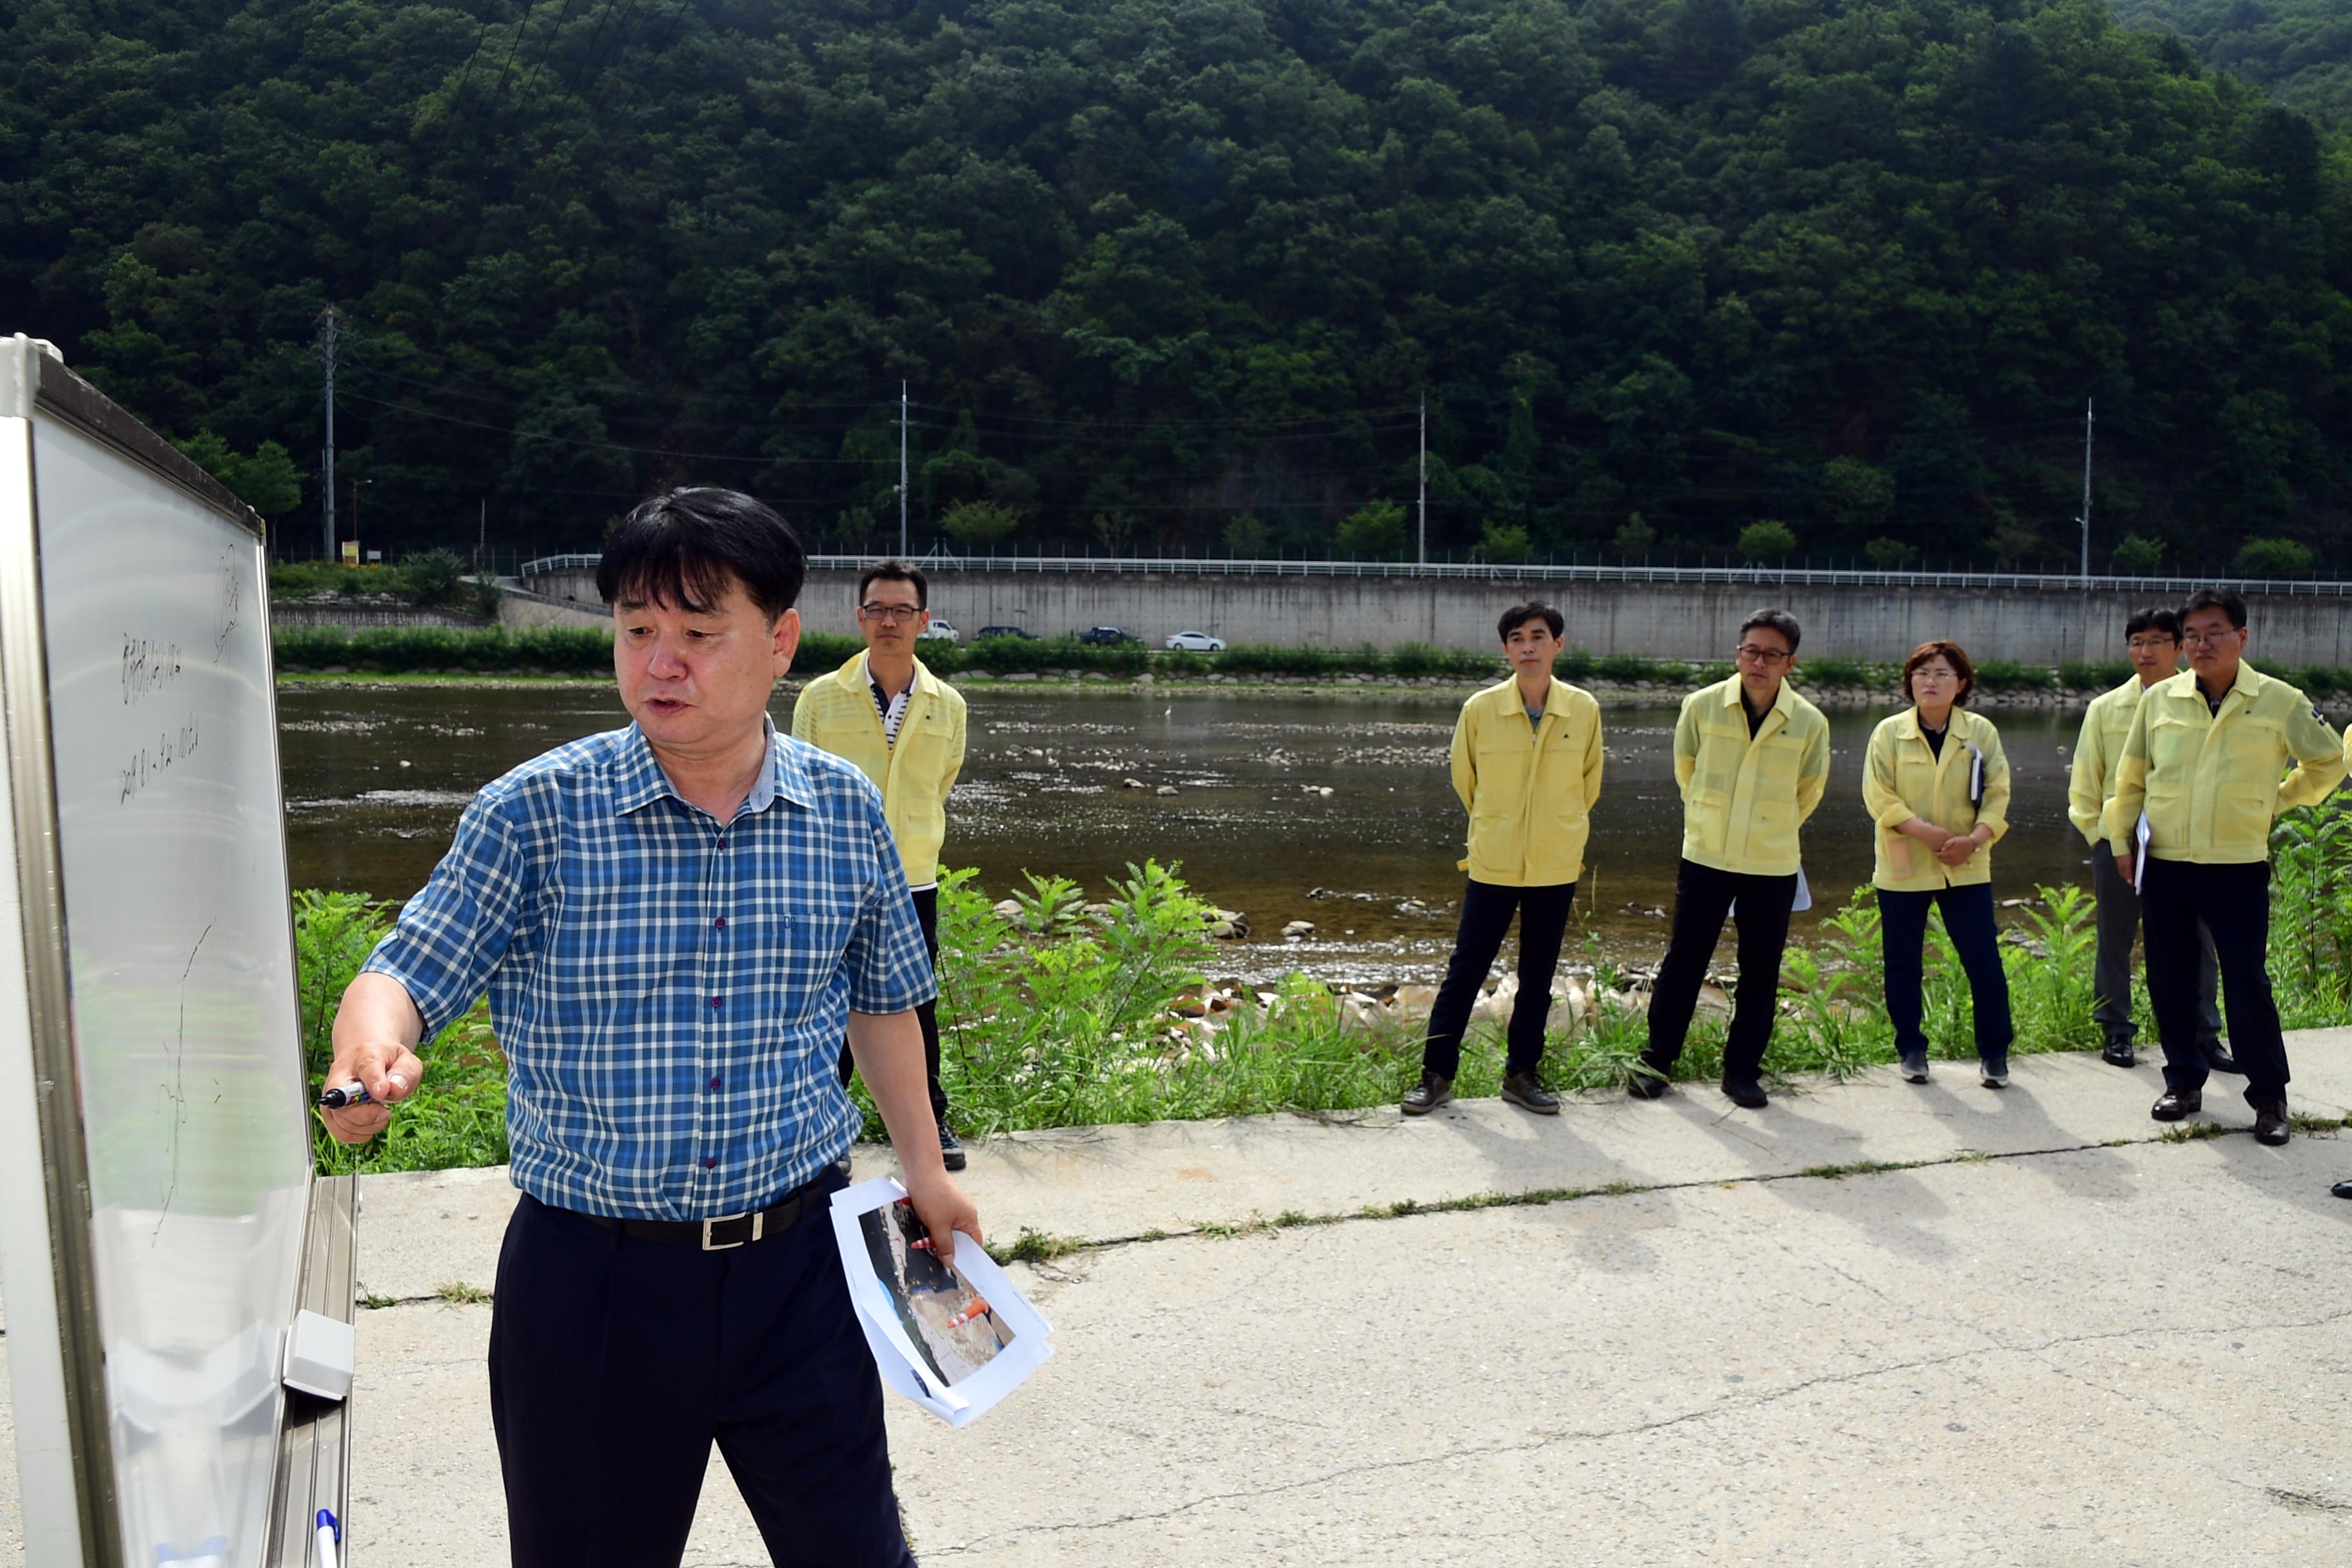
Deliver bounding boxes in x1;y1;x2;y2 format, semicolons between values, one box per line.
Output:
319;1081;371;1110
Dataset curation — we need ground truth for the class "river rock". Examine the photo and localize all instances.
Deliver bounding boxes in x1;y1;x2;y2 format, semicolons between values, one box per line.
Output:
1280;920;1315;939
1122;777;1146;789
1696;982;1734;1018
1391;983;1438;1021
1335;991;1388;1032
1155;785;1179;796
1205;909;1250;939
991;898;1023;920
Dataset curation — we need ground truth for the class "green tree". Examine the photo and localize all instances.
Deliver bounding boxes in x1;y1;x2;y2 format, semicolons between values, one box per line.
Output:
939;501;1022;549
174;430;301;518
2233;538;2315;578
1473;522;1531;562
1738;520;1798;563
2110;535;2166;574
1222;514;1271;558
1335;500;1408;560
1864;537;1919;569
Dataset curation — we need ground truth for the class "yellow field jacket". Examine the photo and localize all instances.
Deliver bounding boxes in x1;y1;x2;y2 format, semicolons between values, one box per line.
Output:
1674;676;1830;877
2101;663;2345;865
1862;707;2010;890
789;652;967;885
1450;676;1604;887
2066;676;2152;847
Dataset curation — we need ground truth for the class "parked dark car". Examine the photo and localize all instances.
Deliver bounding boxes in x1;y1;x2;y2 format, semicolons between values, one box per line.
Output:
1075;625;1139;645
975;625;1035;640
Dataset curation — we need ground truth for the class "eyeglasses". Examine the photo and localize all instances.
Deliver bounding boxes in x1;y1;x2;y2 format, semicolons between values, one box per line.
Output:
2125;638;2178;652
1734;644;1791;665
858;603;923;624
2181;629;2239;647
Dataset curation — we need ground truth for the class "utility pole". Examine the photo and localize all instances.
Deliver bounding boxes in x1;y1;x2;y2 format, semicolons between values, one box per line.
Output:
319;308;338;561
477;498;487;571
898;380;909;558
2077;397;2094;583
1417;391;1427;573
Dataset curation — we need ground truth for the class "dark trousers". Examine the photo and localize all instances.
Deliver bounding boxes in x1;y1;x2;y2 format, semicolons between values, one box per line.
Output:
840;885;948;1125
1420;878;1576;1080
1646;858;1798;1085
2089;850;2221;1048
2141;858;2289;1106
1876;883;2015;1059
488;1184;915;1568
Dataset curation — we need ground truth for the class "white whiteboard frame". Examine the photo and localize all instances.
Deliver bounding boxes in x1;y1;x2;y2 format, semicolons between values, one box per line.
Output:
0;335;346;1568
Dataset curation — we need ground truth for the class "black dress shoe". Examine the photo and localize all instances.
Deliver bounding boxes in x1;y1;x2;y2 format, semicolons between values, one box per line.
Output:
1401;1072;1454;1115
2200;1042;2244;1075
2101;1040;2137;1069
1721;1078;1769;1110
2253;1101;2291;1146
939;1124;967;1171
1627;1063;1670;1099
2331;1179;2352;1199
2150;1087;2202;1121
1500;1069;1561;1115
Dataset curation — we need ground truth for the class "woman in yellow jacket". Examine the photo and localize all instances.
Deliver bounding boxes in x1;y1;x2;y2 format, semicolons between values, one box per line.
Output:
1862;640;2014;1088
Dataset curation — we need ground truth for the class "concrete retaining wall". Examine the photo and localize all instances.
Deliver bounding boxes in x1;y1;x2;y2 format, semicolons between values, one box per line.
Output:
271;603;483;630
516;567;2352;667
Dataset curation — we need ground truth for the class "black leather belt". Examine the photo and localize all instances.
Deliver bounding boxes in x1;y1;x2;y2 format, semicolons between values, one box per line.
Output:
577;1171;838;1251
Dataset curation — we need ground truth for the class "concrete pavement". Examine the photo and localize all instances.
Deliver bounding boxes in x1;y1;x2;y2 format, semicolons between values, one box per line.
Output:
7;1037;2352;1563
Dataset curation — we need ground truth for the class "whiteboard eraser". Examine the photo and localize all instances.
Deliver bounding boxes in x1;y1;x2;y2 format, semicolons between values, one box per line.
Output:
282;1309;355;1401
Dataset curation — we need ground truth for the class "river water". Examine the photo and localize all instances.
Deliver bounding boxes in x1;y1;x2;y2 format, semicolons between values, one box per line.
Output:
279;683;2097;984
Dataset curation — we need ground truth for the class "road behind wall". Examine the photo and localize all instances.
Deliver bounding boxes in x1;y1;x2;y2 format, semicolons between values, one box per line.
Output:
520;567;2352;666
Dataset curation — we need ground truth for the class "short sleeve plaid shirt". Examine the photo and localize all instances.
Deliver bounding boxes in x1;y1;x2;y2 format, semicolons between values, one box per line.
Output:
362;721;935;1220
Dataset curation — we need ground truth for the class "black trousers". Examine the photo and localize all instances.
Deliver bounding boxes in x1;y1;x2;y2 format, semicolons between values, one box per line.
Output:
2141;857;2289;1106
1876;883;2014;1059
839;885;948;1124
488;1182;914;1568
1645;858;1798;1086
1420;878;1577;1080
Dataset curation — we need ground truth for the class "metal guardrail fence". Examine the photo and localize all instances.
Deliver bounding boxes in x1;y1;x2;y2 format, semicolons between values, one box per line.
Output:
515;551;2352;598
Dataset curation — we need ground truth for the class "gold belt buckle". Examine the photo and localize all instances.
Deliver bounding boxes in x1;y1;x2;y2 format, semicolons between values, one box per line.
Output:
700;1211;763;1251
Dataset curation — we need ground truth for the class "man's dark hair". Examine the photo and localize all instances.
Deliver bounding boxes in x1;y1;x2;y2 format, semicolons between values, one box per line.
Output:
1738;607;1802;654
596;487;805;621
1496;601;1563;642
2179;586;2247;631
857;559;928;611
2123;607;2182;641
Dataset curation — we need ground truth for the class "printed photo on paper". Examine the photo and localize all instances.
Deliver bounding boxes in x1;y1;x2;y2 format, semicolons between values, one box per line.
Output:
858;1198;1014;1387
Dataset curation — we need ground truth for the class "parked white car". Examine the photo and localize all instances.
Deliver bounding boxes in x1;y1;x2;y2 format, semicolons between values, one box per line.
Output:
917;618;959;643
1164;630;1225;652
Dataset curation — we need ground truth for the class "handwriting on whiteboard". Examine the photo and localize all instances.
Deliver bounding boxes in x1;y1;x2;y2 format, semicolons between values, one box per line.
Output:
215;554;242;660
121;634;184;705
118;715;200;803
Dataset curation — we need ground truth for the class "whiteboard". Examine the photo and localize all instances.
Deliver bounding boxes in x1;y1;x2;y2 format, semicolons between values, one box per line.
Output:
0;337;316;1568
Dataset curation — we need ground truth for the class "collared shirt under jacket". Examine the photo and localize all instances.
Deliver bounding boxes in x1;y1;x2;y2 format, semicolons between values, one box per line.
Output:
362;723;934;1221
790;651;967;887
2101;662;2346;864
2066;675;2153;848
1672;676;1830;877
1449;675;1604;887
1862;705;2011;890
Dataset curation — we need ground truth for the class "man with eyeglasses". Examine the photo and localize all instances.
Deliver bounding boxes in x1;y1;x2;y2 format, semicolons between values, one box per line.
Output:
2066;608;2231;1073
1630;608;1829;1108
2103;587;2346;1146
792;560;971;1168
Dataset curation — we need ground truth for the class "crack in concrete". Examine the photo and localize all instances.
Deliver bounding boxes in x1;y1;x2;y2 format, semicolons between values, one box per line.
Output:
921;1308;2352;1553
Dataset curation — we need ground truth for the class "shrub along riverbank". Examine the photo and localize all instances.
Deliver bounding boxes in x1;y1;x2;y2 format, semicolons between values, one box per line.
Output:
297;805;2352;1178
270;623;2352;698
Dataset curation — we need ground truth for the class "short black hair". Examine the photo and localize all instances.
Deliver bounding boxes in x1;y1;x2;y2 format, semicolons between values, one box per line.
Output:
2179;587;2247;631
596;487;805;621
1497;601;1563;642
1738;607;1801;654
2123;607;2182;641
857;559;928;611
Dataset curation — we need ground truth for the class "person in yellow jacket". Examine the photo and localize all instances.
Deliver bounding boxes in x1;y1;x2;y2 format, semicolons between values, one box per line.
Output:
1630;608;1830;1109
2102;587;2346;1146
1402;602;1603;1117
791;560;970;1168
1863;641;2014;1088
2066;609;2228;1073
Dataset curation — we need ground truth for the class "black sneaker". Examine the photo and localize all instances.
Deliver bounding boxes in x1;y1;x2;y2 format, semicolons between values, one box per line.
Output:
1500;1069;1561;1115
2101;1040;2136;1069
939;1124;967;1172
1721;1078;1769;1110
1402;1072;1454;1115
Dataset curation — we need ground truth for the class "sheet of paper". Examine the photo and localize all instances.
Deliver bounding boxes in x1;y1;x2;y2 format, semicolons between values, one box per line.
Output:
2133;812;2151;895
829;1176;1055;1429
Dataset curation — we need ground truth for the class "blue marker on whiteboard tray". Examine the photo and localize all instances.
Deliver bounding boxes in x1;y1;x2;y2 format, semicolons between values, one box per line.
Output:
319;1081;370;1110
315;1510;342;1568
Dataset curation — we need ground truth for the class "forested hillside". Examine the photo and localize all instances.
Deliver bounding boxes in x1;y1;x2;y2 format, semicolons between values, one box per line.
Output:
2;0;2347;569
2113;0;2352;128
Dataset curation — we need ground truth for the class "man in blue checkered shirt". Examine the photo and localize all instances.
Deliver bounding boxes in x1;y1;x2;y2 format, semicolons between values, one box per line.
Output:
321;487;975;1567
